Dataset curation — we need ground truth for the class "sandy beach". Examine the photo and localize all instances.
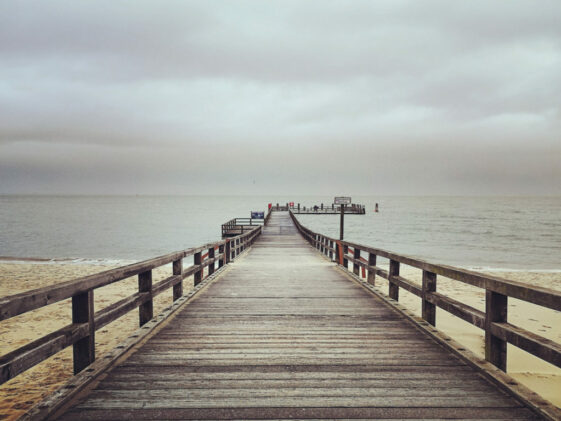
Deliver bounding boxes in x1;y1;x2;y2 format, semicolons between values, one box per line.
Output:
0;262;194;421
0;262;560;420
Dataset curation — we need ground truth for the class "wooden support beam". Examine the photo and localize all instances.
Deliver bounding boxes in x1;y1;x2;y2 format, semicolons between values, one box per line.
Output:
208;247;215;276
343;245;349;269
138;270;153;327
367;253;376;285
353;248;360;276
389;259;400;301
72;290;94;374
225;240;231;264
218;244;225;268
194;252;202;285
172;258;183;301
422;270;437;326
486;290;508;371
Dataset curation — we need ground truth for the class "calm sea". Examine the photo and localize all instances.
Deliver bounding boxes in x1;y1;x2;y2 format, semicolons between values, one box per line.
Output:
0;195;559;270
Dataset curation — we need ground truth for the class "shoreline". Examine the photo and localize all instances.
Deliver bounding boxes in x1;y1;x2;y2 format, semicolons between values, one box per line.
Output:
2;255;561;273
0;261;560;420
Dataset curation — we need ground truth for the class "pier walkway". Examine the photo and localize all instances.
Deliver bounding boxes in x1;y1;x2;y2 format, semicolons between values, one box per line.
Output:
57;212;538;420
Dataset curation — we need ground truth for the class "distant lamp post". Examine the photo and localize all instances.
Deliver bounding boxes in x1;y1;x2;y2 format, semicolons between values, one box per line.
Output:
334;196;351;240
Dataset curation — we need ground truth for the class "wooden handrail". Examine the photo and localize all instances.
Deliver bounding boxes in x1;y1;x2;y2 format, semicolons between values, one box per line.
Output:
289;210;561;373
272;203;366;214
0;225;262;386
221;217;265;237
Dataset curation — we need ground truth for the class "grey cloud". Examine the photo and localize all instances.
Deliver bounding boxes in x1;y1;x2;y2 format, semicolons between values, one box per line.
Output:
1;0;560;195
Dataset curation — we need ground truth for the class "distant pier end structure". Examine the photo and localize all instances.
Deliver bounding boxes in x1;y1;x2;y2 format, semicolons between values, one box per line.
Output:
269;201;366;214
222;201;365;238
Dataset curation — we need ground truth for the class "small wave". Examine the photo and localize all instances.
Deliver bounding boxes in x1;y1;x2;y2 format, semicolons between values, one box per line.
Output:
464;266;561;274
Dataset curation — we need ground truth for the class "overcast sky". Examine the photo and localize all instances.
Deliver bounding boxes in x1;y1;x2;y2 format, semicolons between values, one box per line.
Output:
1;1;560;195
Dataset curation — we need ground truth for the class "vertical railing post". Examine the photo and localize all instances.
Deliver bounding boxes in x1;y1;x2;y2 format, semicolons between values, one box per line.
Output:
72;290;94;374
422;270;436;326
138;270;153;326
389;260;400;301
329;240;334;260
353;248;360;276
218;244;225;268
335;242;340;265
172;258;183;301
208;246;215;276
194;251;202;285
485;290;508;371
367;253;376;285
343;245;349;269
225;240;231;263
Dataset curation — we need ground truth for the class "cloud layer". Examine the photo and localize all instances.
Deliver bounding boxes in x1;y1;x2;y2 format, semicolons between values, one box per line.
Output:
1;0;560;194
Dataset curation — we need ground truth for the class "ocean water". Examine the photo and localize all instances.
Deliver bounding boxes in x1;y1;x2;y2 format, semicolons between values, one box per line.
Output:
0;195;559;270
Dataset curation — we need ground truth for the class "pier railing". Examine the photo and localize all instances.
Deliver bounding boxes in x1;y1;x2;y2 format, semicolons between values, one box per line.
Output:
289;211;561;373
221;217;264;237
0;226;262;386
270;203;366;214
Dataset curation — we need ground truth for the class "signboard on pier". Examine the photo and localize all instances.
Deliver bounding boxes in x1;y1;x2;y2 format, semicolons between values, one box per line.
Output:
251;211;264;219
334;196;351;205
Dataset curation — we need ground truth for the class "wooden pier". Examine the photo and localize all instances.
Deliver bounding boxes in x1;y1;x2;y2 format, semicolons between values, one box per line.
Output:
2;211;561;420
271;203;367;214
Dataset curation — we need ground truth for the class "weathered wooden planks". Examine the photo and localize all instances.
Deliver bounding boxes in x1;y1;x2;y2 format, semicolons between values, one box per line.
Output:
57;212;542;420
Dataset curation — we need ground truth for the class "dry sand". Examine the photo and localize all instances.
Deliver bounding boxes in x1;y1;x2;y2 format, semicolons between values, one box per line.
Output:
0;262;560;420
0;262;195;421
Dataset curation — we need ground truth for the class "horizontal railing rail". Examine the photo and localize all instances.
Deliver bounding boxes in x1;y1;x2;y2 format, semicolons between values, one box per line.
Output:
269;203;366;214
221;217;264;237
0;225;262;386
289;211;561;372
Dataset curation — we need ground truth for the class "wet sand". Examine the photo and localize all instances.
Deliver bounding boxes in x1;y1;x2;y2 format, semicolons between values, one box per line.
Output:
0;262;560;419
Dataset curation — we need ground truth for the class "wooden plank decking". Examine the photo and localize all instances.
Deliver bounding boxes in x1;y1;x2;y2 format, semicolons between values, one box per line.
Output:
58;212;540;420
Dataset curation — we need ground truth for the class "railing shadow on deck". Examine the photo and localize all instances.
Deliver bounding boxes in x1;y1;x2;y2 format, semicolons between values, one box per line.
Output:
0;223;264;388
289;211;561;374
